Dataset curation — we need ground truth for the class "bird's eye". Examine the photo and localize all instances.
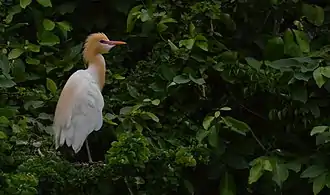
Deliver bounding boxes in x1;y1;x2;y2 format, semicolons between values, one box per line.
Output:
99;40;106;44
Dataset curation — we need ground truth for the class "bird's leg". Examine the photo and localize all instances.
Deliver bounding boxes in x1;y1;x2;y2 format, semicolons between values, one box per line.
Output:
85;139;93;163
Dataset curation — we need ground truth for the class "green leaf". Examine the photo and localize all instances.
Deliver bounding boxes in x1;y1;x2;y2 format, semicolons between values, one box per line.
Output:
183;180;194;194
272;163;289;188
195;41;208;51
203;116;214;130
56;21;72;32
112;74;125;80
39;31;60;46
157;23;168;32
151;99;160;106
140;9;151;22
8;48;24;60
57;2;76;15
20;0;32;8
46;78;57;95
127;84;139;99
126;5;143;32
43;19;55;31
160;65;175;81
291;86;307;103
0;75;16;88
301;165;326;178
0;107;17;118
311;126;328;136
264;36;284;60
173;75;190;84
157;17;177;33
26;43;40;52
179;39;195;50
219;13;236;31
285;161;301;173
144;112;159;122
0;54;10;74
189;74;205;85
302;3;324;26
189;23;196;37
120;106;133;115
167;40;179;52
214;111;221;118
313;67;326;88
313;173;327;195
196;130;209;143
219;172;236;195
321;66;330;78
284;29;302;57
26;57;40;65
11;59;26;82
0;131;7;139
245;57;261;71
220;107;232;111
222;116;250;135
36;0;52;7
248;163;264;184
208;126;218;147
0;116;10;125
293;30;310;53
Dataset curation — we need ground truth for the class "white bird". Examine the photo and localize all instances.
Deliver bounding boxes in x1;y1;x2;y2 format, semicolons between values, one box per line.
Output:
52;32;126;163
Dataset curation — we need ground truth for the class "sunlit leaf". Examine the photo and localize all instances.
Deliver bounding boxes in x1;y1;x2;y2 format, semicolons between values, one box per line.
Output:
151;99;160;106
203;116;214;130
313;67;326;88
113;74;125;80
144;112;159;122
311;126;328;136
222;116;250;135
0;131;7;139
208;125;218;147
20;0;32;8
8;48;24;60
46;78;57;95
43;19;55;31
126;5;143;32
179;39;195;50
36;0;52;7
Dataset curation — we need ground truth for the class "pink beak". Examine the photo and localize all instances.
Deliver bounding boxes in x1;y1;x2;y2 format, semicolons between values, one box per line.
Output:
106;40;127;45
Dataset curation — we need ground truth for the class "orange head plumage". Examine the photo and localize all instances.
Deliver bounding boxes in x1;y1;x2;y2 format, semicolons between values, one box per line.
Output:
83;32;126;64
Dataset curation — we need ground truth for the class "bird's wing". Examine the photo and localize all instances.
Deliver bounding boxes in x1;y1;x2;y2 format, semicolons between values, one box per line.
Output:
53;70;104;153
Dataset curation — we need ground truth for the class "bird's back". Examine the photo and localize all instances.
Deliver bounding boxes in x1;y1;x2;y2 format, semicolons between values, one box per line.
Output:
53;69;104;153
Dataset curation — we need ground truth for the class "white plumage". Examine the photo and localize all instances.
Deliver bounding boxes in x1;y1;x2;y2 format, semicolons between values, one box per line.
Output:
53;69;104;153
52;32;126;162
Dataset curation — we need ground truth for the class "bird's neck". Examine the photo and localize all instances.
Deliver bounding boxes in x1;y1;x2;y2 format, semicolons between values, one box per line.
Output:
86;54;106;90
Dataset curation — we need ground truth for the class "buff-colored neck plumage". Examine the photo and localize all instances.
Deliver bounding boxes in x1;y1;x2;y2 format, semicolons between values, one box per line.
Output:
82;33;108;90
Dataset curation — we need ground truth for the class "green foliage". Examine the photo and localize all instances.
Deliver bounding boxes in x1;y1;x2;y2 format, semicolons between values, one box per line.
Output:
2;0;330;194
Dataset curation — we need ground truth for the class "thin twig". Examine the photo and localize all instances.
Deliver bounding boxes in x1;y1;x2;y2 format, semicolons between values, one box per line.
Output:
229;92;268;152
124;177;134;195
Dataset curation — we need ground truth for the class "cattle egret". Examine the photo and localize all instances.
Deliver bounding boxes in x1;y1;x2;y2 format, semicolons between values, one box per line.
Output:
52;32;126;163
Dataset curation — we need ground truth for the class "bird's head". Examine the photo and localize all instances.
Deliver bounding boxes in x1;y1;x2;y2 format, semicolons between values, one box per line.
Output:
83;32;126;63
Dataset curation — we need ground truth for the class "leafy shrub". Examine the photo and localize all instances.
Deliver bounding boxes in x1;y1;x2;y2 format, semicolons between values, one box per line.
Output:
1;0;330;194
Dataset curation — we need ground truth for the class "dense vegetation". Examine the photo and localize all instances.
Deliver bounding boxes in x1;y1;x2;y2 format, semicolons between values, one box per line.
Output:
2;0;330;194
